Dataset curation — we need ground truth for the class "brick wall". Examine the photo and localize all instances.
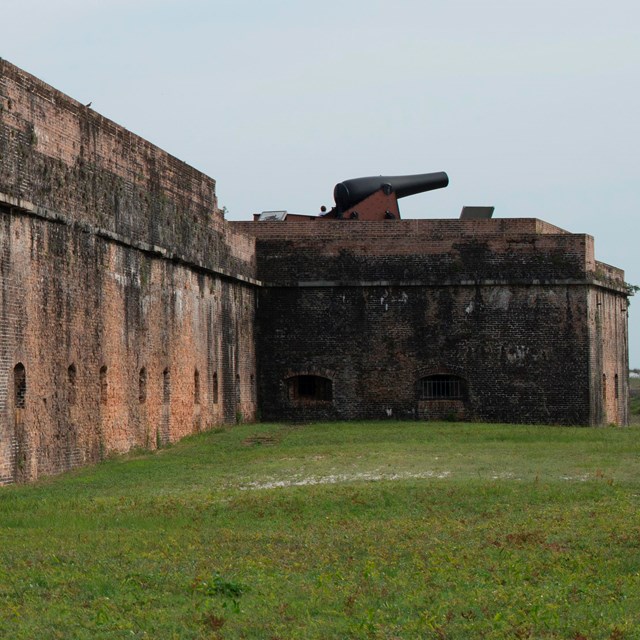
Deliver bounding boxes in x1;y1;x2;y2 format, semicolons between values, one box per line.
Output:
245;220;627;426
588;287;629;426
0;59;256;280
253;233;590;285
0;61;257;483
256;283;593;424
0;207;257;484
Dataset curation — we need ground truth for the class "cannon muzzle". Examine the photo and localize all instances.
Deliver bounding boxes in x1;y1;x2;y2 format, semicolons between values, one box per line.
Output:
333;171;449;213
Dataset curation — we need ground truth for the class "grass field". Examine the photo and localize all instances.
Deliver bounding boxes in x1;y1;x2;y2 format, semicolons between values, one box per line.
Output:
1;421;640;639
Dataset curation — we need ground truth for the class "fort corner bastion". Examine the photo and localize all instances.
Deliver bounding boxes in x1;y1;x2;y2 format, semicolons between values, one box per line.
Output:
0;59;630;484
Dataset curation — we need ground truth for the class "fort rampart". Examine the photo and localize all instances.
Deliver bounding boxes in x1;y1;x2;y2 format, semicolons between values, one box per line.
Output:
236;221;628;426
0;60;257;483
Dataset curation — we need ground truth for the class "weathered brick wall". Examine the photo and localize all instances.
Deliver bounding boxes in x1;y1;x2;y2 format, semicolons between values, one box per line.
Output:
0;209;256;484
588;281;629;426
0;61;257;483
242;220;627;426
252;233;591;285
236;218;595;284
257;284;592;424
0;59;255;279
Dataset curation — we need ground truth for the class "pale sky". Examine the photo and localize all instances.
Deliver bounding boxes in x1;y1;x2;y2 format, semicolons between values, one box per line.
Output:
3;0;639;365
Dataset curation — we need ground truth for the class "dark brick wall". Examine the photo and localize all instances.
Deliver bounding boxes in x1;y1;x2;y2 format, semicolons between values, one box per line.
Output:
253;234;590;285
257;284;591;424
246;220;627;426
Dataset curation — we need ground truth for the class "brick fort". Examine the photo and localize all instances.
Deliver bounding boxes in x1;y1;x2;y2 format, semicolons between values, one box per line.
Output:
0;60;629;483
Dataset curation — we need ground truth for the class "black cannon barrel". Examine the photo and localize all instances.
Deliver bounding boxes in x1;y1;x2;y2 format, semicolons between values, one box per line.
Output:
333;171;449;212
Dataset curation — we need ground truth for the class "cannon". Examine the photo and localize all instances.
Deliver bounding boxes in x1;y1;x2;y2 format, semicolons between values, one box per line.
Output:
323;171;449;220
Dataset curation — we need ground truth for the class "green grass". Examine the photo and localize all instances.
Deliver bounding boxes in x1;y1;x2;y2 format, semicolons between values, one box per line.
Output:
1;421;640;639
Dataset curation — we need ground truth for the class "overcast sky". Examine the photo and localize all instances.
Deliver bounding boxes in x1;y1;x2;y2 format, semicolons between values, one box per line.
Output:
3;0;639;366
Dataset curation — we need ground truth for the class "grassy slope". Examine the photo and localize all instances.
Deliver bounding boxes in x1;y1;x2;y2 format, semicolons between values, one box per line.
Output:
1;422;639;639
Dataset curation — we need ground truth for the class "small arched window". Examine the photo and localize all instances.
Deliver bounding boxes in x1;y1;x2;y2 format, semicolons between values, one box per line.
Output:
163;368;171;404
100;366;108;405
287;375;333;402
602;373;607;401
419;374;466;400
212;372;219;404
194;369;200;405
68;364;77;406
14;363;26;409
139;367;147;404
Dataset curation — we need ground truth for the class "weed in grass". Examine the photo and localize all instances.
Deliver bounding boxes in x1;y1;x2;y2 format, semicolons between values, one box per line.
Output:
192;572;246;614
204;612;225;630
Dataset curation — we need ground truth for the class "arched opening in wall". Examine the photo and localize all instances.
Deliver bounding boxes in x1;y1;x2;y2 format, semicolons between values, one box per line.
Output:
163;368;171;404
602;373;607;401
212;372;219;404
67;364;77;406
418;374;466;400
194;369;201;405
615;373;619;399
99;366;108;406
287;375;333;402
13;363;27;482
235;374;241;403
14;363;26;409
139;368;147;404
